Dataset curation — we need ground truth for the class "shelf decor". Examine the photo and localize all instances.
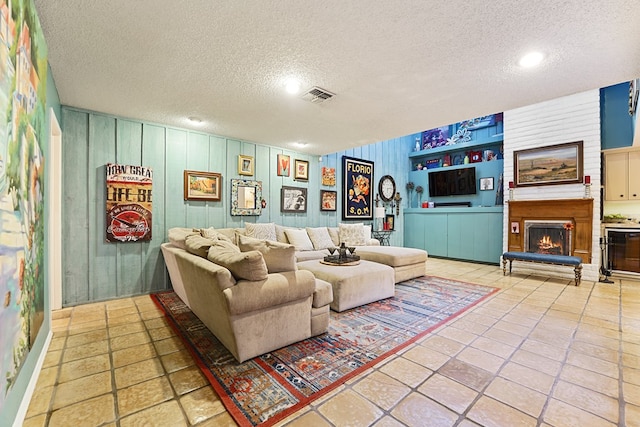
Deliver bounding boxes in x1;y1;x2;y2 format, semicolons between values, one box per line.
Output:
514;141;583;187
421;126;449;149
342;156;374;220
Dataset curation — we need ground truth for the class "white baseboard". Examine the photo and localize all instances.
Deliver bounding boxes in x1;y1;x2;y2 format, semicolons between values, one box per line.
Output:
12;330;52;427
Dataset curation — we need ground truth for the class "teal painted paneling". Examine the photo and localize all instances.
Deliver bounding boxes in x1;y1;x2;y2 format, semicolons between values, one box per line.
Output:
60;108;343;305
62;109;90;305
600;82;634;149
89;115;117;301
116;121;144;297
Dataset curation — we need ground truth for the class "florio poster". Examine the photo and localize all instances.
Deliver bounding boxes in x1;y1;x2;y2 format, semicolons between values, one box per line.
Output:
106;163;153;242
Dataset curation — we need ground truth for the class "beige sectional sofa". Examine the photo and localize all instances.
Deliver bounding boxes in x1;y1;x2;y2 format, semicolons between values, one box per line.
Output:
161;228;333;363
160;222;428;362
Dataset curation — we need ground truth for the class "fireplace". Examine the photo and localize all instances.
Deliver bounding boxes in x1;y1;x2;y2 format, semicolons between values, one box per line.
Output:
524;220;572;256
507;199;593;264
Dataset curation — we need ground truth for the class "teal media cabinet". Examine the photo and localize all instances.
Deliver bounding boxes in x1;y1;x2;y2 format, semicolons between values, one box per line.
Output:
404;207;503;264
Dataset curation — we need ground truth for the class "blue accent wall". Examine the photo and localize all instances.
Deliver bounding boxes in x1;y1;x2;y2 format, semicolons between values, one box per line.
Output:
600;82;634;149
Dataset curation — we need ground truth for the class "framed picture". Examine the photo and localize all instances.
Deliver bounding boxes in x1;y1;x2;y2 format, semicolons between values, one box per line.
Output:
281;186;307;213
277;154;290;177
342;156;374;220
514;141;583;187
385;214;395;231
321;167;336;186
183;170;222;201
294;159;309;180
320;190;337;211
630;79;639;115
238;155;254;176
479;177;494;191
511;221;520;234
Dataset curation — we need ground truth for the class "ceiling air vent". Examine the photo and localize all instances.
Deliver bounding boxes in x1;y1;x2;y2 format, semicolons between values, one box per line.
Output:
300;86;335;103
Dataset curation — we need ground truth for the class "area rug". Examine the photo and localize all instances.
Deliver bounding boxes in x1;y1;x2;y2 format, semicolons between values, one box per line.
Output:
151;276;498;427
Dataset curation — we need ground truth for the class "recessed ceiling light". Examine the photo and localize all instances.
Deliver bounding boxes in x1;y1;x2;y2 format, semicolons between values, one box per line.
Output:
285;79;302;95
187;116;203;124
292;141;307;148
519;51;544;68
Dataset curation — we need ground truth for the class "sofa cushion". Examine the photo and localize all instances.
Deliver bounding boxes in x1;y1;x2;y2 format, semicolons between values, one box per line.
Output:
276;224;303;244
185;234;218;258
199;227;234;243
312;279;334;308
285;229;314;251
339;223;366;246
245;222;277;241
295;249;329;262
328;227;340;246
168;227;199;250
237;235;297;273
207;241;268;281
306;227;335;250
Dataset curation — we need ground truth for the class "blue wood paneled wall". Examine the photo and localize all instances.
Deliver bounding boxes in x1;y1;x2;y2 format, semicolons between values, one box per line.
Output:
61;107;413;305
600;82;634;150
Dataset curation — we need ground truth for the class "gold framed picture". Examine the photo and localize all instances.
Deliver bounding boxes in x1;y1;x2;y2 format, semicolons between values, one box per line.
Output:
184;170;222;201
294;159;309;181
238;155;254;176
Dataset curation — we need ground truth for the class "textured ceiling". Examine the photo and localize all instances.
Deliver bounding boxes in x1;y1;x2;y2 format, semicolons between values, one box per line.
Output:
35;1;640;155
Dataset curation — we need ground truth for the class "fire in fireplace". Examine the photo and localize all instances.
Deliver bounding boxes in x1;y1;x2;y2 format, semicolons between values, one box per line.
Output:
524;220;573;256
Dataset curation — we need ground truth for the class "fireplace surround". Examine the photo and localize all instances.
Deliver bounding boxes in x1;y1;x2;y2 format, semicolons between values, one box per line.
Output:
508;199;593;264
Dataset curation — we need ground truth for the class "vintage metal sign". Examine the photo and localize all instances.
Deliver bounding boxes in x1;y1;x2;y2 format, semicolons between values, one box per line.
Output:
106;163;153;242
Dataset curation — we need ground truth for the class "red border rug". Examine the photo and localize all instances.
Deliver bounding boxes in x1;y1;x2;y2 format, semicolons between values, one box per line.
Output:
151;275;498;427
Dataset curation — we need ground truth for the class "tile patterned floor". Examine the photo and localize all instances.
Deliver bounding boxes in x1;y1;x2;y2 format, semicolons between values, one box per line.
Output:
23;258;640;426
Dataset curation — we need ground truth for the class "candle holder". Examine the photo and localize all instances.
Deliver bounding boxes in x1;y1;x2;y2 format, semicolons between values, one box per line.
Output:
583;175;591;198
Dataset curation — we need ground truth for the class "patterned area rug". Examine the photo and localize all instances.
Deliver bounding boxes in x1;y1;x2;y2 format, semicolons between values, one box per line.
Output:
151;276;498;427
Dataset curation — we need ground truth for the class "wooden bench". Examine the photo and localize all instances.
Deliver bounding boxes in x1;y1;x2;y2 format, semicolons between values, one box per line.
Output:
502;251;582;286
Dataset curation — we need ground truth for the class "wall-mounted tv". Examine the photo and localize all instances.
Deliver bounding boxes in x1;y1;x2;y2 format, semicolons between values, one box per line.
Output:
428;167;477;197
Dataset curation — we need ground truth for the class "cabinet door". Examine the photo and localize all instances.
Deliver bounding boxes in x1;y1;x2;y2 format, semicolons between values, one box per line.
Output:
629;151;640;200
605;152;628;200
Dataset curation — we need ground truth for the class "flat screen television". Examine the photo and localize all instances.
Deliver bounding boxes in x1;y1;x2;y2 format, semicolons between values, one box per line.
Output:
428;167;477;197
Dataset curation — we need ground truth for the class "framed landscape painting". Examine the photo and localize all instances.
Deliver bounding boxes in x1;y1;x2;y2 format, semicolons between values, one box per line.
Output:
514;141;583;187
184;170;222;201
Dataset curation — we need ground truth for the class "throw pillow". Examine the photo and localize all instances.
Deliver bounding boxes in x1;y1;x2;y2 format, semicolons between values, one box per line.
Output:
363;225;372;241
339;223;366;246
306;227;335;250
199;227;234;243
284;229;315;251
328;227;340;246
237;235;297;273
168;228;198;250
207;241;268;281
245;222;277;241
275;224;299;243
185;234;218;258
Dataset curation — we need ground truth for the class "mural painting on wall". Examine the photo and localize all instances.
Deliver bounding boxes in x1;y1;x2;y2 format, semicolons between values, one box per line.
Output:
106;163;153;242
342;156;373;220
0;0;48;409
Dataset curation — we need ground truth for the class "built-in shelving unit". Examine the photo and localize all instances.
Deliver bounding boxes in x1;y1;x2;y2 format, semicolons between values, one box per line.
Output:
403;118;505;263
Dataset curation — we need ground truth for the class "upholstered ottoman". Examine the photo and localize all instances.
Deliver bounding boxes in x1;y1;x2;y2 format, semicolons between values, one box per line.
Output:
297;259;395;312
354;246;428;283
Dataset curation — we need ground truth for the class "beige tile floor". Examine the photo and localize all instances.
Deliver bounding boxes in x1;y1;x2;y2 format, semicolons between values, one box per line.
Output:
23;258;640;426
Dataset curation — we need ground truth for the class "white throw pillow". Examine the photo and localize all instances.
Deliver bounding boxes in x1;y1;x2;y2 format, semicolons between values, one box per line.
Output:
363;225;372;241
199;227;234;243
285;229;315;251
306;227;335;250
339;223;366;246
328;227;340;246
245;222;277;241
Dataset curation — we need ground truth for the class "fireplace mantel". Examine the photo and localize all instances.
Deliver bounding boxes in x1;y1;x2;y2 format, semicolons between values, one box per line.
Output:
508;199;594;263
